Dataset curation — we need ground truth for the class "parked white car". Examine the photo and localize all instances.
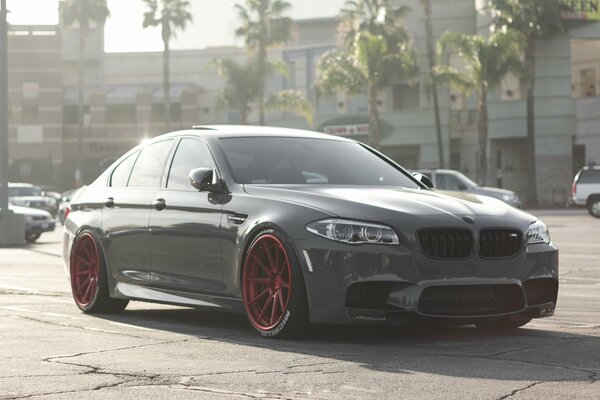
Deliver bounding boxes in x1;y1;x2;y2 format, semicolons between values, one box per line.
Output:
9;205;56;243
571;166;600;218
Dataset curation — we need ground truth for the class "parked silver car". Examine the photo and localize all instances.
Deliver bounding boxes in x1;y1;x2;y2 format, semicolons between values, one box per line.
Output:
419;169;522;208
9;205;56;243
8;183;58;216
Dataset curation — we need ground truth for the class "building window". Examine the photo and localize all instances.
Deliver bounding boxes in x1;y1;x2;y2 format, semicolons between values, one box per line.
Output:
580;68;597;97
393;83;420;110
22;82;39;100
106;104;136;125
500;73;522;101
63;105;90;125
21;104;39;124
152;103;181;125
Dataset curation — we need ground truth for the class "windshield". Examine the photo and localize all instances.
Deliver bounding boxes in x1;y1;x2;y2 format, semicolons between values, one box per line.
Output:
9;187;42;197
454;172;478;188
220;137;420;188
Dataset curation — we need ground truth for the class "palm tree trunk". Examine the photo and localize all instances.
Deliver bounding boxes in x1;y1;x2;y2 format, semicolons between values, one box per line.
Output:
525;38;538;206
76;25;86;188
368;84;380;150
240;106;249;125
422;0;445;169
477;85;488;186
163;38;171;131
258;45;267;126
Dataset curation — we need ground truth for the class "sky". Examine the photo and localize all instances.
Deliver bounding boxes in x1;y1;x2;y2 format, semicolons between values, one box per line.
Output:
6;0;346;52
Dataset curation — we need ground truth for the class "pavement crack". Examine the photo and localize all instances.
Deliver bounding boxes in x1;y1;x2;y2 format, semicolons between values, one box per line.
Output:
498;381;543;399
11;314;148;339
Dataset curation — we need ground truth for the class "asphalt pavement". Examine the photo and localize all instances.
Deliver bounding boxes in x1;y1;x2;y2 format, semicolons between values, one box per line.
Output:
0;209;598;399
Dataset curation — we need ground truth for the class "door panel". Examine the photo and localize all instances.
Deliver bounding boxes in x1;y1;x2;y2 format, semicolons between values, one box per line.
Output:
102;187;156;284
102;139;175;286
149;138;225;293
149;190;223;292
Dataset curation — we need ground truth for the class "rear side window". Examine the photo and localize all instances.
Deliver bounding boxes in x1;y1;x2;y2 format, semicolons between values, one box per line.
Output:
167;139;216;190
128;140;175;188
110;151;139;187
577;168;600;184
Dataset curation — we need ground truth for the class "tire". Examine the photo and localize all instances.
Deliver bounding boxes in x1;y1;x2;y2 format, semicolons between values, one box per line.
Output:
70;231;129;314
588;197;600;218
475;317;532;330
241;229;309;338
25;233;41;243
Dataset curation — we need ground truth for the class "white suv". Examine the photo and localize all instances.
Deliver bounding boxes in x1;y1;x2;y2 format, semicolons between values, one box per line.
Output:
571;166;600;218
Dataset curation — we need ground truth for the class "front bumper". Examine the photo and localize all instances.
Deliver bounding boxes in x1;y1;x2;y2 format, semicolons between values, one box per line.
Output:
297;236;558;325
26;220;56;235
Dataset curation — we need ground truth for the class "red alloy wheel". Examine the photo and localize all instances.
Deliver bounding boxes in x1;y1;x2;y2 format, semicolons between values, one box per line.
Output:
242;234;293;331
70;233;100;308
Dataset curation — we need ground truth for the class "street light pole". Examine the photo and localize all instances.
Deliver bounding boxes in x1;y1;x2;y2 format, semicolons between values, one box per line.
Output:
0;0;10;213
0;0;24;245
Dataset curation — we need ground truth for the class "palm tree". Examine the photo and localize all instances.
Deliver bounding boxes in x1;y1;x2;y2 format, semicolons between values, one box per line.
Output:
435;31;524;185
60;0;110;187
491;0;568;205
420;0;444;168
142;0;192;131
317;0;417;149
234;0;292;125
213;58;261;125
214;57;313;125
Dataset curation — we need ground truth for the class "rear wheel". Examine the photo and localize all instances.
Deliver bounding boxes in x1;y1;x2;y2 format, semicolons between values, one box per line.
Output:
25;233;41;243
242;229;309;338
70;232;128;313
588;197;600;218
475;317;532;330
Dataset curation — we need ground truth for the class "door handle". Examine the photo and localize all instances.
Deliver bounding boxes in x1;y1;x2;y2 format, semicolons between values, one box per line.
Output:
152;198;167;211
104;197;115;208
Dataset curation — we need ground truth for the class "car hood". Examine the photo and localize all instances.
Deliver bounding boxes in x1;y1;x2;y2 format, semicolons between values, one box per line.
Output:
8;204;52;217
243;185;534;224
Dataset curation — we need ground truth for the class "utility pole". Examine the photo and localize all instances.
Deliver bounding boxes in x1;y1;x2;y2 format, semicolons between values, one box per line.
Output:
0;0;25;245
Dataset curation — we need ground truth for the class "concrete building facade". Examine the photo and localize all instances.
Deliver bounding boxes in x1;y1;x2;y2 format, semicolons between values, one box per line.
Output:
6;1;600;205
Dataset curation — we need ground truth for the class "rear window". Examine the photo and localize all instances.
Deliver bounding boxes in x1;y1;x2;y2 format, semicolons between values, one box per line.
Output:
128;140;175;188
219;137;419;188
577;168;600;184
9;187;42;197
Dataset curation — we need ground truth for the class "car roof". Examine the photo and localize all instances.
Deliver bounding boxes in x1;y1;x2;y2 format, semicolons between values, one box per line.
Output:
156;125;353;142
418;169;460;174
8;183;37;188
581;165;600;171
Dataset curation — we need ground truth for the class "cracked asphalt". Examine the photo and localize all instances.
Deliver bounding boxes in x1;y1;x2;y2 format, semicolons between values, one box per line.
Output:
0;209;598;399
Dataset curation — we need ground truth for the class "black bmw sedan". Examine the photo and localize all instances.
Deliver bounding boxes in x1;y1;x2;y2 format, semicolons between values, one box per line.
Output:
63;126;558;338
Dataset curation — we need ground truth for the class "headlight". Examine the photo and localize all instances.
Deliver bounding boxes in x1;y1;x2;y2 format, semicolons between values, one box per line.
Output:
527;220;550;244
306;219;399;245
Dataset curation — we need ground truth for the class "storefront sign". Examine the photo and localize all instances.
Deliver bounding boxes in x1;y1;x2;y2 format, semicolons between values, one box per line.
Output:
323;124;369;137
562;0;600;20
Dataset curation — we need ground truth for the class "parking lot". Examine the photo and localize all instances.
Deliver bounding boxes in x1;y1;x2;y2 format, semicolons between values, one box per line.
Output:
0;209;598;399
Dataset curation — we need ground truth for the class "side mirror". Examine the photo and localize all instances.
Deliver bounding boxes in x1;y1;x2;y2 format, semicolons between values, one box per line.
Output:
413;173;434;189
189;168;225;193
457;183;468;191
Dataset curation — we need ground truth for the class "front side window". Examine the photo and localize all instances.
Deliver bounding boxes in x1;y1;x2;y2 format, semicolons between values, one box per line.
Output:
128;140;174;188
220;137;419;188
110;151;139;187
167;139;216;190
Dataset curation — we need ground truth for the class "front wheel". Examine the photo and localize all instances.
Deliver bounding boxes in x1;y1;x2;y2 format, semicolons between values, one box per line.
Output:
242;229;309;338
70;231;129;314
475;317;532;330
25;233;41;243
588;198;600;218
